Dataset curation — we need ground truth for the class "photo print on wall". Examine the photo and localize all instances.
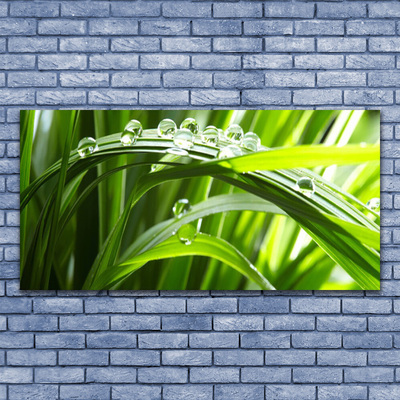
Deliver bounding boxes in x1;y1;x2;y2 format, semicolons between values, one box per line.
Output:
20;110;380;291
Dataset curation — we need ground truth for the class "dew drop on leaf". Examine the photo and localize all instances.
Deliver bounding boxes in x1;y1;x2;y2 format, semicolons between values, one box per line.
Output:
218;144;243;159
242;132;261;151
225;124;244;144
173;198;191;218
367;197;380;213
295;177;315;198
177;223;197;245
158;118;176;138
77;137;98;157
173;128;195;150
180;118;199;135
166;147;189;156
201;126;219;145
122;119;142;142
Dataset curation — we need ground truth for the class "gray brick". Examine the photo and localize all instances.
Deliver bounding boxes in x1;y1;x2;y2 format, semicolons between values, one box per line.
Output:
369;350;400;366
37;90;86;105
343;299;391;314
62;2;110;17
265;72;315;88
38;19;86;35
317;3;366;18
162;350;211;366
59;350;109;366
60;385;110;400
346;55;395;69
295;20;344;36
112;71;160;88
318;350;366;366
138;367;187;383
189;332;238;348
215;384;264;400
90;54;138;70
9;37;57;53
318;385;367;400
86;367;136;383
265;350;315;365
244;21;292;36
265;315;315;331
141;54;189;70
292;333;341;349
139;333;187;349
369;2;400;18
163;385;212;400
241;332;290;349
36;333;85;349
347;20;395;36
242;89;291;106
369;71;400;87
0;297;31;313
111;350;159;366
265;37;314;52
265;2;314;18
343;333;392;349
296;55;344;69
111;315;160;330
318;38;366;53
369;316;400;331
112;2;160;17
11;2;59;17
190;367;239;383
370;38;400;53
317;316;366;331
162;38;211;53
345;367;393;383
215;350;263;366
0;55;35;70
7;349;56;366
293;367;342;383
60;315;109;331
111;37;160;53
89;19;138;35
0;19;36;36
265;385;316;400
60;73;109;88
8;315;57;331
89;89;138;105
242;367;291;383
0;332;33;348
191;90;240;106
214;315;263;331
162;315;211;331
163;2;210;18
193;20;241;36
213;3;262;18
112;385;161;400
0;367;32;383
292;298;341;313
163;71;211;88
9;72;57;88
34;298;83;314
85;298;135;313
141;21;189;36
344;89;393;105
318;71;366;87
140;90;188;106
214;38;262;53
239;297;289;313
35;367;84;383
187;298;237;313
38;54;87;70
87;332;137;348
9;385;58;400
193;54;241;70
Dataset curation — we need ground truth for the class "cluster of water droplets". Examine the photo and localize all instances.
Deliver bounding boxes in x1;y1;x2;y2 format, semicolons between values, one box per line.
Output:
367;197;380;214
172;199;197;245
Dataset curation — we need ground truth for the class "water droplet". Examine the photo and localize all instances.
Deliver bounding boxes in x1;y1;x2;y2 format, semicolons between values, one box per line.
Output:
295;177;315;198
150;164;158;172
173;199;191;218
225;124;244;144
201;125;219;145
218;144;243;159
78;137;98;157
122;120;142;145
166;147;189;156
177;223;197;245
242;132;261;152
173;128;195;150
180;118;199;135
367;197;380;213
158;118;176;138
218;129;226;141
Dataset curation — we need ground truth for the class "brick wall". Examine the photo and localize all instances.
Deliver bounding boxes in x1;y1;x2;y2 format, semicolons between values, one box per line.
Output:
1;1;399;399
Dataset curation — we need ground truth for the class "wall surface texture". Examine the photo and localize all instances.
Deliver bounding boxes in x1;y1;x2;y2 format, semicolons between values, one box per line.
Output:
0;0;399;399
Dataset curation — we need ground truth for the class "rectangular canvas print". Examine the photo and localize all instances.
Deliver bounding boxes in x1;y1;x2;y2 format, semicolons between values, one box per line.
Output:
20;110;380;291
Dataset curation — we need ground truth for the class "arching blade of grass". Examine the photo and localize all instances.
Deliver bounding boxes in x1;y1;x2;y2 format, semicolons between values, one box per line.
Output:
89;233;275;291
